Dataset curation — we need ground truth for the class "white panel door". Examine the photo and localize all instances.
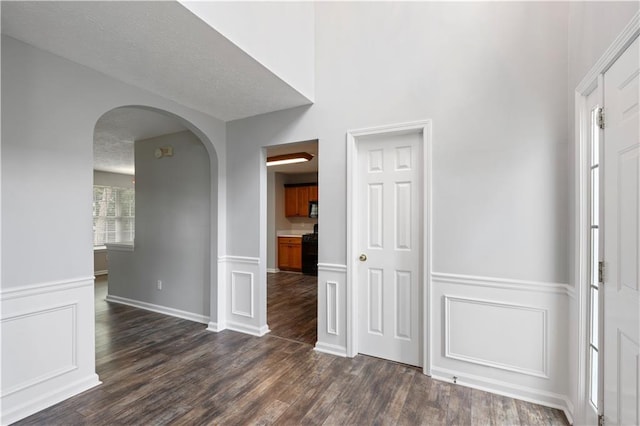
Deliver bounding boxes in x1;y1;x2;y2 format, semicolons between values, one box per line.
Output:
357;131;422;366
603;36;640;426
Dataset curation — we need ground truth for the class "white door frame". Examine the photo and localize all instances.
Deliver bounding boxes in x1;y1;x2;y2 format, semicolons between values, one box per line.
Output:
573;12;639;423
346;119;432;375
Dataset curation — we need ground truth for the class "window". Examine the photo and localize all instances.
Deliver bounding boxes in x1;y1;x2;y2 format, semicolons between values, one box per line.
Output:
587;106;603;410
93;185;135;246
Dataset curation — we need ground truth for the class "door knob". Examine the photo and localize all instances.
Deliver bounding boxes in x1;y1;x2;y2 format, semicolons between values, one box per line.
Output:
359;254;367;262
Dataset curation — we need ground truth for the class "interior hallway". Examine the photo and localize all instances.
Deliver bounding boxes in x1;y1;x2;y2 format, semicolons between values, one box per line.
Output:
15;277;569;425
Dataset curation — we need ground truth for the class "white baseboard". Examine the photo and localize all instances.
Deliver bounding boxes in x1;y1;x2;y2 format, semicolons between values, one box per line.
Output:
314;342;347;357
226;321;270;337
206;321;225;332
266;268;280;273
105;295;208;324
2;374;101;425
430;367;573;424
94;270;108;276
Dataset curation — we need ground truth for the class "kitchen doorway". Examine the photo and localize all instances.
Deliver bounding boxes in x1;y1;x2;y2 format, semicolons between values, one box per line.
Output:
265;140;319;345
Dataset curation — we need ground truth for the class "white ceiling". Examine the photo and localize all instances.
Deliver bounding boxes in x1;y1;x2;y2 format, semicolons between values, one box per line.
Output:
94;107;186;175
1;1;312;122
266;140;318;174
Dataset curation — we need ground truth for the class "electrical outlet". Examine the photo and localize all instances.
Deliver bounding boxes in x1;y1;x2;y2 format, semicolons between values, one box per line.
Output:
157;280;162;290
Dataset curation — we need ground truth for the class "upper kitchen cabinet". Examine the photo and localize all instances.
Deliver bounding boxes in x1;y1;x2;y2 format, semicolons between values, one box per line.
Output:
285;183;318;217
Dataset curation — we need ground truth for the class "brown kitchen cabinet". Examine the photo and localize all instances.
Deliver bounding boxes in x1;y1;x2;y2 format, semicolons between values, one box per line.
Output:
278;236;302;271
284;183;318;217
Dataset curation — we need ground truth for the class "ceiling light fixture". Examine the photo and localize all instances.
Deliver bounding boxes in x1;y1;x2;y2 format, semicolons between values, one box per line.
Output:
266;152;313;167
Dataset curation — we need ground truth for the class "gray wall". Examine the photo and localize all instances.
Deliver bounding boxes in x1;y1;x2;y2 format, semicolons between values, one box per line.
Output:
228;1;570;283
108;131;211;316
1;35;226;290
1;35;226;422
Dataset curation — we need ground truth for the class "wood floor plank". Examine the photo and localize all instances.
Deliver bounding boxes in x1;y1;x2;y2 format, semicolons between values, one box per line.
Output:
471;387;495;426
14;276;569;425
267;271;317;346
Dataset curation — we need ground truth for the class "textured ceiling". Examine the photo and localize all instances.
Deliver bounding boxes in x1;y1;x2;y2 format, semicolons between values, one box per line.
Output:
94;107;186;175
1;1;312;121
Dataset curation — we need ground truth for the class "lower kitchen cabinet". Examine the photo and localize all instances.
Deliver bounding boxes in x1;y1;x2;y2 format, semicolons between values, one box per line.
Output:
278;236;302;272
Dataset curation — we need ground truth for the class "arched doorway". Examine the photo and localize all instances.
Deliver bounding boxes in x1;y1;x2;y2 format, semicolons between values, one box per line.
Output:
92;106;219;327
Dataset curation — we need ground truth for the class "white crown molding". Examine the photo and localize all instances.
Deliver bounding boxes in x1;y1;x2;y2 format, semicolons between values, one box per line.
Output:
94;270;108;277
105;295;209;324
0;277;94;301
431;272;572;296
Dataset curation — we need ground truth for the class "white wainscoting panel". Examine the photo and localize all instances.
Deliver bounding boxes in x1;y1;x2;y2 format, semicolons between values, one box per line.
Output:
219;256;268;336
315;264;347;356
2;304;78;396
431;273;571;419
231;271;254;318
326;281;338;335
445;296;548;378
1;277;101;424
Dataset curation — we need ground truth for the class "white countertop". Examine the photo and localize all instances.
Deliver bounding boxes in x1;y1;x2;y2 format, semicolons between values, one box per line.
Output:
276;230;307;237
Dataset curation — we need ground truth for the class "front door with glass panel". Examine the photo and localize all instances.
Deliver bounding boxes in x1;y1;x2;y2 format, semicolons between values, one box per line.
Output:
602;36;639;426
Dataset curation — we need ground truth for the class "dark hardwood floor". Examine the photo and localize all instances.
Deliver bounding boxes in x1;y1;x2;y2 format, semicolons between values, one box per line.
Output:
267;272;317;345
15;276;569;425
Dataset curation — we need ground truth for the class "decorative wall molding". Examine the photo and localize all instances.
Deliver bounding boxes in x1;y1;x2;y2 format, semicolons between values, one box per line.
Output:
444;295;549;379
316;264;347;357
105;295;209;324
432;272;572;296
317;263;347;273
1;303;79;397
231;271;254;318
314;342;347;357
430;366;574;425
226;321;270;337
1;277;100;425
220;256;264;336
1;374;101;426
219;255;260;265
0;277;94;301
326;281;338;335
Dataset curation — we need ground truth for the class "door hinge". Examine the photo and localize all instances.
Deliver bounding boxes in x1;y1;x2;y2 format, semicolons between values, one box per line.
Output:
597;108;605;129
598;414;605;426
598;261;605;284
